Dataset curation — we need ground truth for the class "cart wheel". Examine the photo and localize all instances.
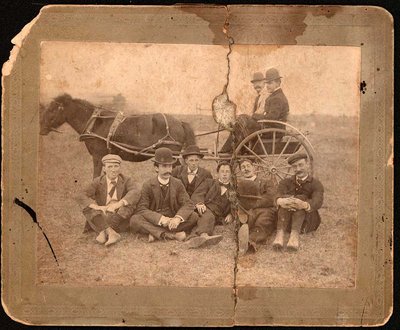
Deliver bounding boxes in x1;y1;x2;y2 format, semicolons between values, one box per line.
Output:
234;127;314;185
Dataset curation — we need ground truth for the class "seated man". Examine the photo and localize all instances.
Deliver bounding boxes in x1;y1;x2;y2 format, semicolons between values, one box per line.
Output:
273;153;324;251
172;145;223;246
130;147;198;242
187;161;234;248
81;154;138;246
237;158;277;253
172;145;212;203
220;68;289;153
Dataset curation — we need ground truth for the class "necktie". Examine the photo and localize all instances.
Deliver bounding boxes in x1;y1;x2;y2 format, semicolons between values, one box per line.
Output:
109;180;117;197
219;182;230;189
188;171;196;183
160;183;169;197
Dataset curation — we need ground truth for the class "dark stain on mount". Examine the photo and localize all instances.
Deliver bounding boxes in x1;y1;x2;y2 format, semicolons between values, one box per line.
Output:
179;5;227;44
310;6;343;19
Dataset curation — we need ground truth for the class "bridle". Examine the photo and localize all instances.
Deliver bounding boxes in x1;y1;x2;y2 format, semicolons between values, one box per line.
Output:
41;101;65;133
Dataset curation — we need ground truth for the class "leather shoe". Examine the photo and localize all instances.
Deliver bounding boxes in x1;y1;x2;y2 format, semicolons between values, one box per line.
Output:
187;233;223;249
174;231;186;242
148;234;155;243
105;228;121;246
96;230;107;244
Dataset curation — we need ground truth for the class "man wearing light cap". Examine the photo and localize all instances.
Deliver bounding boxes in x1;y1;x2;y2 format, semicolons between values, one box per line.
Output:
130;147;198;242
81;154;138;246
272;153;324;251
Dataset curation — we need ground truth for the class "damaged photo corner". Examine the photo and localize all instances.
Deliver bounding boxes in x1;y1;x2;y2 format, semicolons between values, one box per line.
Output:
1;5;393;326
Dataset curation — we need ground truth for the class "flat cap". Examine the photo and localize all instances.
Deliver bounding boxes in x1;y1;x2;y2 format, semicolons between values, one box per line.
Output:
102;154;122;164
287;153;308;165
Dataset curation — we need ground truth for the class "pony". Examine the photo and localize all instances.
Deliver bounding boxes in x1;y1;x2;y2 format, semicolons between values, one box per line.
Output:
40;94;196;178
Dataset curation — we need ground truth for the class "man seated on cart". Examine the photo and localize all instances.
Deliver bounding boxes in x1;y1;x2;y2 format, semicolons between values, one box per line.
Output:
273;153;324;251
220;68;289;153
236;158;277;254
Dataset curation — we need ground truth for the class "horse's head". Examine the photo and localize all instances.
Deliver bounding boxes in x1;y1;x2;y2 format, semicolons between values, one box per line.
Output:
39;94;72;135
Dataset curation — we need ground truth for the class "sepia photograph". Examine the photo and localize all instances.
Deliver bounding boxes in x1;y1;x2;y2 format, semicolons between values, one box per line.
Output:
38;42;359;288
2;5;392;326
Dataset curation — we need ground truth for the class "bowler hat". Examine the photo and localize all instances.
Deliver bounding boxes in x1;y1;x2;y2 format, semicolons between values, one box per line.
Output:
152;147;177;165
182;145;204;158
287;153;308;165
102;154;122;164
250;72;265;83
265;68;282;82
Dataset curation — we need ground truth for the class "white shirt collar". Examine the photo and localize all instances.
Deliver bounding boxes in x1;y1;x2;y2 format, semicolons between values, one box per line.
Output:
187;168;198;175
296;174;309;182
270;86;282;94
244;175;257;181
106;176;118;185
158;176;170;185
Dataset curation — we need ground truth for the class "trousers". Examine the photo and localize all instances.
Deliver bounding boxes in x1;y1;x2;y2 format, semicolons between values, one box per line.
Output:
247;207;277;243
82;205;135;233
130;212;199;239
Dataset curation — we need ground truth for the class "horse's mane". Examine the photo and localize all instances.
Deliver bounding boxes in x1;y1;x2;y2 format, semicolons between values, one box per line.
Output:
54;93;93;107
53;93;116;115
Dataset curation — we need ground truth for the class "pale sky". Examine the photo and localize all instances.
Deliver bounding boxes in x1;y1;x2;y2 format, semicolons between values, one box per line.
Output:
40;42;360;116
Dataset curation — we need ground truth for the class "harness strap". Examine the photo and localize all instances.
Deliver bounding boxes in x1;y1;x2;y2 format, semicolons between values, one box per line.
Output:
81;107;105;134
161;113;177;142
106;111;126;151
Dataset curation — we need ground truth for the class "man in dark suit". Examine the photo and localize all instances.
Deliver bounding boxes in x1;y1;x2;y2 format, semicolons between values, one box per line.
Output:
257;67;290;131
236;158;277;253
130;147;198;242
220;68;289;153
171;145;224;247
273;153;324;251
81;154;138;246
186;161;233;248
172;145;212;204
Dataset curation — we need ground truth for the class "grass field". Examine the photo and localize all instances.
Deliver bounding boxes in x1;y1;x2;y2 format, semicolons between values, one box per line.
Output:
37;113;357;288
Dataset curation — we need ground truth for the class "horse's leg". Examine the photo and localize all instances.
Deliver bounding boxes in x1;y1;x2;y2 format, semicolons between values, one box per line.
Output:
92;156;103;179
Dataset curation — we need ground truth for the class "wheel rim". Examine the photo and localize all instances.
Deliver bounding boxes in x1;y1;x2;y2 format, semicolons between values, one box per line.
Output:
234;127;314;184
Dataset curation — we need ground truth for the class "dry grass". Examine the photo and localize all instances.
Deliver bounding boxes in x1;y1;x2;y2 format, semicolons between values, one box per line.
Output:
37;113;357;288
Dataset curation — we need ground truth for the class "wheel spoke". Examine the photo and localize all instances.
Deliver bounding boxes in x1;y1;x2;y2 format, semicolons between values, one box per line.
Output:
272;131;276;156
256;134;268;157
274;135;292;166
243;144;269;165
276;168;292;176
275;171;284;180
253;162;271;170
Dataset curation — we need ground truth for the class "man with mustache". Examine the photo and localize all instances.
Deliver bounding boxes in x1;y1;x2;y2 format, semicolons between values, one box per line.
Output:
273;153;324;251
130;147;198;242
236;158;277;253
80;154;138;246
220;68;289;153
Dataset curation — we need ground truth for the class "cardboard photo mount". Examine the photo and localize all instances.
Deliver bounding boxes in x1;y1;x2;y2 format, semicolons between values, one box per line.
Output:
1;5;393;326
